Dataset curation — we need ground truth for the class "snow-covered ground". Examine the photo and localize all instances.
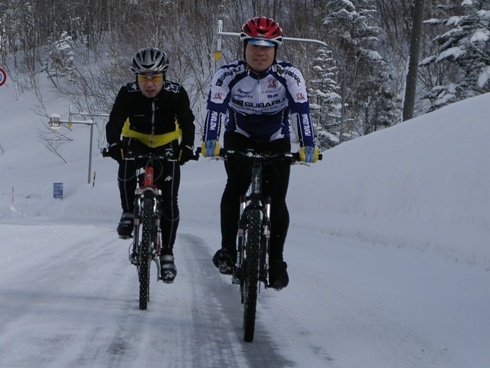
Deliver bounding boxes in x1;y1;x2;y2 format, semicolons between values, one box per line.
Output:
1;74;489;367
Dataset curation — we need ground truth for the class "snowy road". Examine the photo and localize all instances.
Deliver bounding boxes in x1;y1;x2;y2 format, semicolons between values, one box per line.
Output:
0;224;295;368
1;220;488;368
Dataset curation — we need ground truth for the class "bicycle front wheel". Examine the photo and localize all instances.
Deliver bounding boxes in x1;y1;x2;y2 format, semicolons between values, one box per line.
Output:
138;197;153;310
242;209;261;342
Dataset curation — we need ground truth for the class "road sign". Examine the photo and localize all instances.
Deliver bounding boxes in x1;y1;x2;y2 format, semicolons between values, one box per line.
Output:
53;182;64;199
0;68;6;86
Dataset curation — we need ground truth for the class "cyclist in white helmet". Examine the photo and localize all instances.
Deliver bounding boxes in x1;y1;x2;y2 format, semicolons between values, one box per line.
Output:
106;47;196;283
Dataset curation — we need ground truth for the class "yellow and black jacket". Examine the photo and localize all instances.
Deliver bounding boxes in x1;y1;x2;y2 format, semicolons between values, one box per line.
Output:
106;80;195;149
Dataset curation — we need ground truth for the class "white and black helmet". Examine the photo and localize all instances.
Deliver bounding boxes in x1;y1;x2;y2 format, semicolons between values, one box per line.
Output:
131;47;169;74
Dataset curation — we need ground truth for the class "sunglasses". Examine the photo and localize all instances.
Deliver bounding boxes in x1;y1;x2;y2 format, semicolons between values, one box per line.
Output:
137;74;164;83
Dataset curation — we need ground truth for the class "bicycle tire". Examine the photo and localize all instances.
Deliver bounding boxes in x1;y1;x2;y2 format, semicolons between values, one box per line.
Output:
138;197;153;310
242;209;261;342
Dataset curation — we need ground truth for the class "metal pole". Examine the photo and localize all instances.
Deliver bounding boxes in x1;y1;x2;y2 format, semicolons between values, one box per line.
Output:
68;109;109;184
88;122;93;184
71;111;109;118
217;20;223;54
50;109;106;185
68;111;96;184
217;24;347;143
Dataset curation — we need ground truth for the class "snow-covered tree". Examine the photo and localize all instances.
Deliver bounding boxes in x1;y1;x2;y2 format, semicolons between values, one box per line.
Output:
421;0;490;110
309;47;343;149
323;0;399;136
47;31;75;82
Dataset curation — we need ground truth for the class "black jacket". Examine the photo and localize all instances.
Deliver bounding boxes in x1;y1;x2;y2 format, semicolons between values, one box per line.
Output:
106;80;195;148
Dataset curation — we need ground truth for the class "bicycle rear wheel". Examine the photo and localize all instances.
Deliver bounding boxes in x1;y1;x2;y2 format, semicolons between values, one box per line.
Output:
242;209;261;342
138;197;153;310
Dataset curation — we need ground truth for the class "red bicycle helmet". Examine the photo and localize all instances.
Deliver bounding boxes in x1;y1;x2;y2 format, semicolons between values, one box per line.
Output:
240;16;283;47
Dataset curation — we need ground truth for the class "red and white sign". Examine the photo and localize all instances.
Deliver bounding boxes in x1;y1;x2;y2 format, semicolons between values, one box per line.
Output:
0;68;7;86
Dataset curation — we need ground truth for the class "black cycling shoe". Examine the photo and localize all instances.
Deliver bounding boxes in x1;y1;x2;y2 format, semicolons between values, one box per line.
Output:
160;255;177;284
117;212;134;238
212;249;235;275
268;260;289;290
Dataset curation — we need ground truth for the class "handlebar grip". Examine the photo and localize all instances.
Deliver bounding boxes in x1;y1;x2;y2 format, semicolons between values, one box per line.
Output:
291;152;323;162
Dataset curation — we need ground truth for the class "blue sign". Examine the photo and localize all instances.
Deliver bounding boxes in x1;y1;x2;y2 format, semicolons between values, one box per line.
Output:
53;182;63;199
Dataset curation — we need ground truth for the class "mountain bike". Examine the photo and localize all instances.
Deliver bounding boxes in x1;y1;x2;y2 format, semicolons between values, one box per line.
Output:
103;148;193;310
218;148;322;342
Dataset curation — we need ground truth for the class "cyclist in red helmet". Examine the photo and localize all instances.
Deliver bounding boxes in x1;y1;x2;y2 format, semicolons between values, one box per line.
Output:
241;16;284;45
201;17;319;290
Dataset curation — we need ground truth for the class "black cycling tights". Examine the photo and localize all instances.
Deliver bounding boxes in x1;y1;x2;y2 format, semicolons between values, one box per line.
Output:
220;133;291;261
118;139;181;254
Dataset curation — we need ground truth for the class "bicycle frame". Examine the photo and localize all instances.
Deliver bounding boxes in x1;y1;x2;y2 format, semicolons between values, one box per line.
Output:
235;155;273;287
102;148;173;310
133;163;164;252
218;148;322;341
103;146;198;309
220;149;296;342
133;164;163;270
130;151;177;309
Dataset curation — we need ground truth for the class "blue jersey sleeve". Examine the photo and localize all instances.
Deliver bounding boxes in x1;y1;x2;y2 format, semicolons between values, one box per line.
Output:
202;62;240;141
281;63;315;147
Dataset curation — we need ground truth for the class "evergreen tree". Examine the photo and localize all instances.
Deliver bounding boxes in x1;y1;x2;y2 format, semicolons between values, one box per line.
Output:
48;31;75;81
309;47;343;149
323;0;399;136
421;0;490;110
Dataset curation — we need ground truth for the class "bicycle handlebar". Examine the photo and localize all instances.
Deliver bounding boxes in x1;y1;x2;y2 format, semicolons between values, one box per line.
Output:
217;148;323;163
101;147;199;162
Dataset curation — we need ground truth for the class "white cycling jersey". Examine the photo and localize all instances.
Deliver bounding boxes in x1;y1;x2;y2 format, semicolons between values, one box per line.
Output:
203;59;315;146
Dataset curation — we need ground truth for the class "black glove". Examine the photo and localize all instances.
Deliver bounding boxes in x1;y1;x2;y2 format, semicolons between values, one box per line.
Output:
108;142;124;163
178;143;194;165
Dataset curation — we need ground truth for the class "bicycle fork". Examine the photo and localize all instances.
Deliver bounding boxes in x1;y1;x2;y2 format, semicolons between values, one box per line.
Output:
131;189;162;280
233;197;247;285
234;195;272;287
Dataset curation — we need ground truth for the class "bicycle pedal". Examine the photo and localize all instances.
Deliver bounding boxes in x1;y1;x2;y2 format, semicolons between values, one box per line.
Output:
218;264;234;275
119;235;133;239
129;253;139;265
160;270;176;284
